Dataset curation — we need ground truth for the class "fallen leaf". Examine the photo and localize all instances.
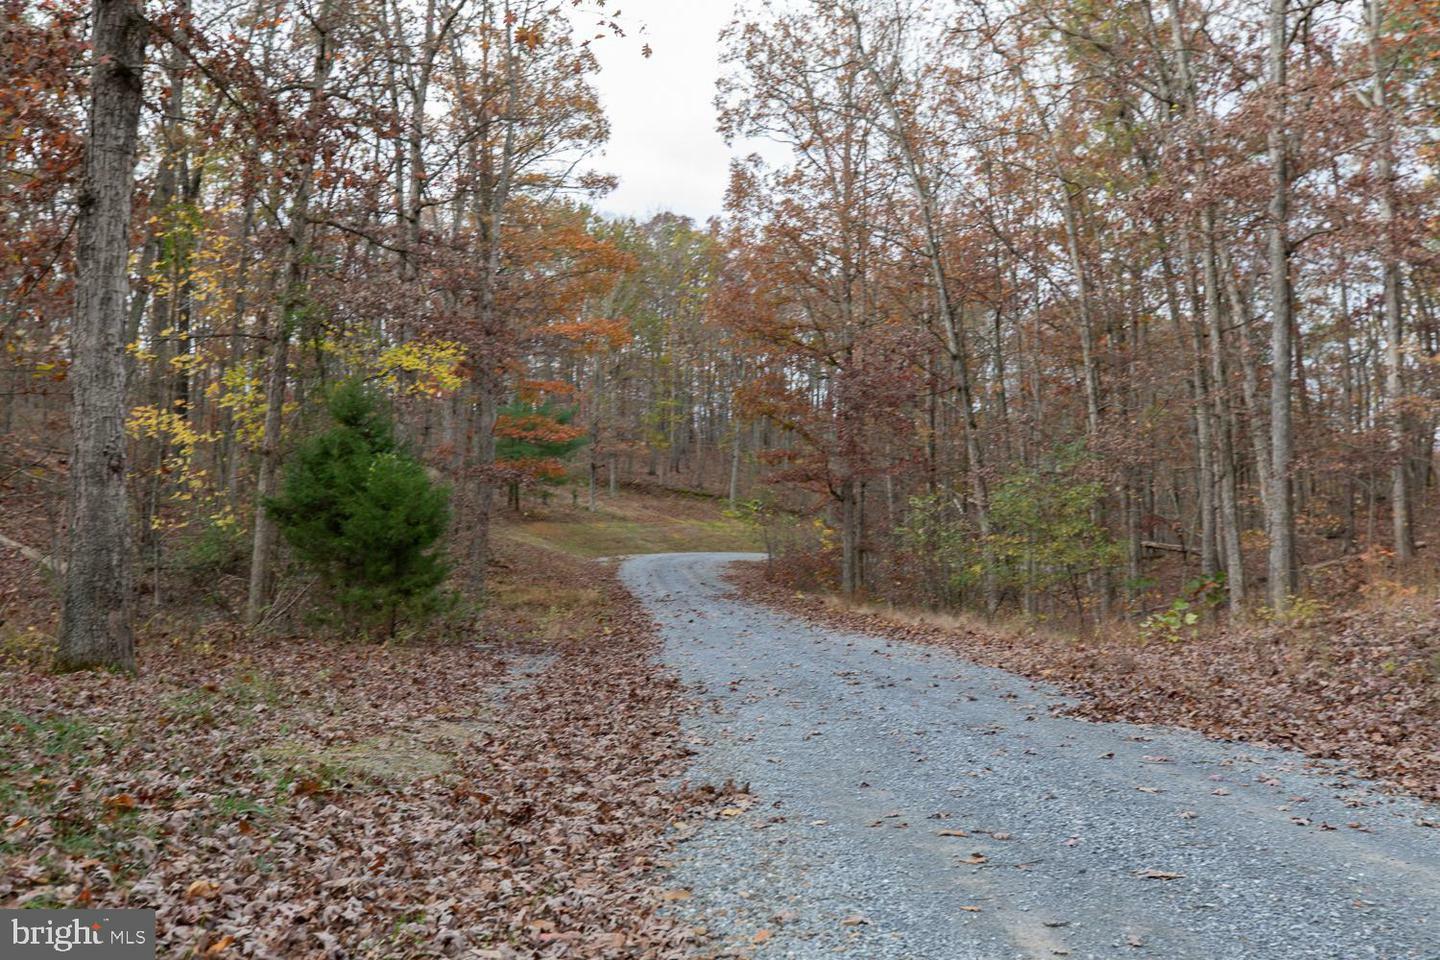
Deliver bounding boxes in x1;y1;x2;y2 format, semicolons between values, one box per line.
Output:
185;879;221;900
959;853;988;864
936;829;968;837
1135;869;1184;880
658;888;692;901
752;929;773;944
959;905;982;913
204;936;235;956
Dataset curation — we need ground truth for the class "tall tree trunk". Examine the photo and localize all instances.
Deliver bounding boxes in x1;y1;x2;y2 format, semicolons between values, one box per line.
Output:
1166;0;1246;609
1266;0;1298;609
1203;227;1246;611
1220;247;1274;522
60;0;146;671
1368;0;1414;561
245;1;335;626
839;479;859;596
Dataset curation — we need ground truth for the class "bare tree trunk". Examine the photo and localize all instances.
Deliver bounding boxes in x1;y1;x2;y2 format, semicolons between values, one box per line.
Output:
1165;0;1246;610
245;1;335;626
839;479;859;596
1220;247;1274;521
58;0;146;672
1368;0;1414;561
1203;228;1246;611
728;418;743;507
1266;0;1297;609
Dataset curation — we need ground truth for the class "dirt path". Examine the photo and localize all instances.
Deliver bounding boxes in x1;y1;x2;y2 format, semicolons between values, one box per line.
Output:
622;553;1440;960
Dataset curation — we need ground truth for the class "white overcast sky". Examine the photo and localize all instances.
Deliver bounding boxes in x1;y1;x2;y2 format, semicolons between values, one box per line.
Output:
581;0;749;224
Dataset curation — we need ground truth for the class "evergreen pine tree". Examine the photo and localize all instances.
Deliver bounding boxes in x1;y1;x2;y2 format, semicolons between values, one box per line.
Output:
267;381;450;634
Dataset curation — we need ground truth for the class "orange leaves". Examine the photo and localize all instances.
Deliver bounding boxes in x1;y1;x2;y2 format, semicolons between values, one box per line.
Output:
494;413;586;444
518;379;577;400
544;316;633;352
203;935;236;956
103;792;138;814
501;456;569;481
185;879;221;900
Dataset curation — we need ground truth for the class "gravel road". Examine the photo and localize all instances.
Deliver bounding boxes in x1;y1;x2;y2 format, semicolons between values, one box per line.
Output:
620;552;1440;960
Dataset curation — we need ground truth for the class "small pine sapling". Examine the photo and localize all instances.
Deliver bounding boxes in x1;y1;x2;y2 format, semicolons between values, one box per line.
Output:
266;381;451;635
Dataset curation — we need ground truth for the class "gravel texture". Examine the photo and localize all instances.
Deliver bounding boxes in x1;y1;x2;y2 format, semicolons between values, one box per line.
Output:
620;552;1440;960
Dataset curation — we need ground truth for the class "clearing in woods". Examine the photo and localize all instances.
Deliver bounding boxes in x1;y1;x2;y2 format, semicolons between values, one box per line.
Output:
494;487;762;559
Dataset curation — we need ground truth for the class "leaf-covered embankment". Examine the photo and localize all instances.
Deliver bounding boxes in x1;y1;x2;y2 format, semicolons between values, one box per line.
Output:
729;561;1440;805
1;544;730;958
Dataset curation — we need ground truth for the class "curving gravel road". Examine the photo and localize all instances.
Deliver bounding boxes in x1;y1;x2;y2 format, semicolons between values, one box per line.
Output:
620;552;1440;960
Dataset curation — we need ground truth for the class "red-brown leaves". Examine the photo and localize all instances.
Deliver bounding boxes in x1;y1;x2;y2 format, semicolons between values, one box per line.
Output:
1;548;729;957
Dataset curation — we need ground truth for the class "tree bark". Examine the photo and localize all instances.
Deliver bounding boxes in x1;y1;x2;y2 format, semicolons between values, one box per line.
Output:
1266;0;1298;609
1368;0;1414;561
58;0;146;672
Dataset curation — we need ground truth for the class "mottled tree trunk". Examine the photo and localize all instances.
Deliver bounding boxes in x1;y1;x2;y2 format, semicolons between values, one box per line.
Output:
59;0;146;672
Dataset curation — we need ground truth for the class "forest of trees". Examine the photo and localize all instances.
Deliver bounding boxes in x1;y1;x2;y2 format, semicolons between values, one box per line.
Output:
5;0;1440;670
711;0;1440;623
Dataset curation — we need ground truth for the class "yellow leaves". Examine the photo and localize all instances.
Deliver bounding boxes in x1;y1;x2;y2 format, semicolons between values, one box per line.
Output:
374;338;465;395
127;404;216;451
202;365;275;451
169;351;207;372
126;341;158;363
128;405;228;528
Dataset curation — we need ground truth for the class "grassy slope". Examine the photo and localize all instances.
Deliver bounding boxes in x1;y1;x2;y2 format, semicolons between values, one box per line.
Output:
493;488;761;559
